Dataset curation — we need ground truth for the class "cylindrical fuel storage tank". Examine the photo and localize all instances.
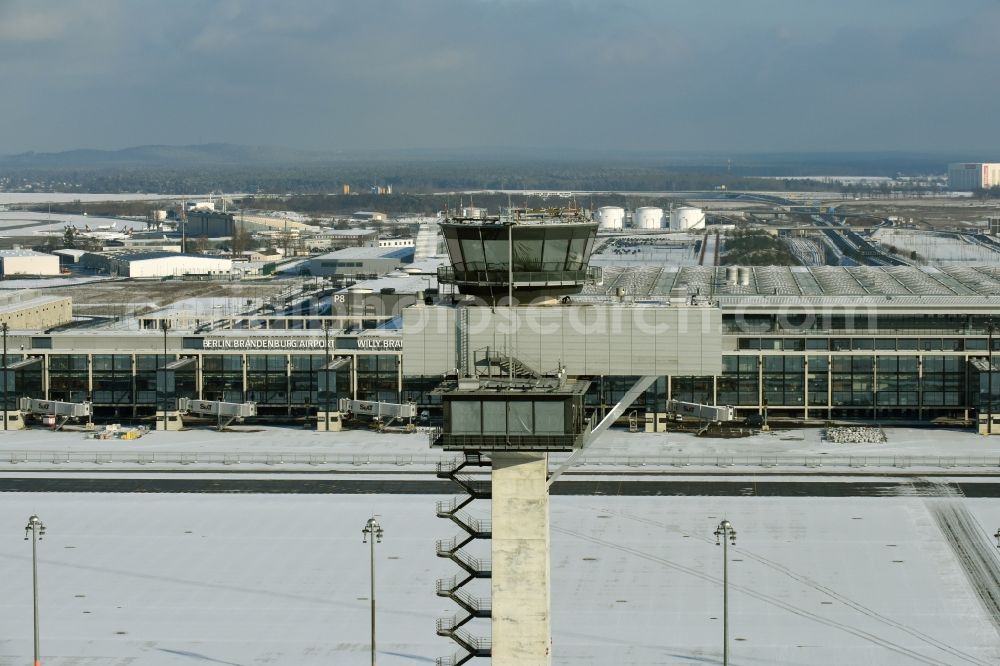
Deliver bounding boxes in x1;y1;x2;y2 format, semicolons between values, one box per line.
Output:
633;207;664;229
737;267;751;287
595;206;625;230
671;206;705;230
725;266;738;284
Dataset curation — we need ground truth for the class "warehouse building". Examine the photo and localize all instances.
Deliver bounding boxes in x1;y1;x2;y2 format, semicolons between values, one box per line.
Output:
185;211;236;237
948;162;1000;190
53;249;86;266
80;251;233;278
0;250;61;277
0;291;72;329
306;246;414;278
352;211;386;221
309;228;379;250
185;211;314;237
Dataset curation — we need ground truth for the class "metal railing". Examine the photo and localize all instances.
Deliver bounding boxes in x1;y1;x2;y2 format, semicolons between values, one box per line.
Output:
437;265;593;286
2;450;445;466
557;454;1000;469
432;433;584;452
435;538;491;573
436;499;492;533
436;586;491;614
3;450;1000;470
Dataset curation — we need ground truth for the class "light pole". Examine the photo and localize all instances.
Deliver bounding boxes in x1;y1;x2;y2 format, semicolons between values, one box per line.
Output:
323;320;331;430
160;320;170;431
989;317;994;435
714;519;737;666
362;517;384;666
24;514;46;666
2;321;8;431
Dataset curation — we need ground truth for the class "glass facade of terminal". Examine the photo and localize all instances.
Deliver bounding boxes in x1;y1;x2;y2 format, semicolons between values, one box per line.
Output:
3;323;1000;425
0;343;993;422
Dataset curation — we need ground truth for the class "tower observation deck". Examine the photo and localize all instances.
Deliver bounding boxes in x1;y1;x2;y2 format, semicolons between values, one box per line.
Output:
437;208;600;304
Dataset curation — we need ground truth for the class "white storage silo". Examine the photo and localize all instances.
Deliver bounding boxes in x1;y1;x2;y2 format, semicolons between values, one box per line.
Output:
633;207;664;229
595;206;625;230
671;206;705;230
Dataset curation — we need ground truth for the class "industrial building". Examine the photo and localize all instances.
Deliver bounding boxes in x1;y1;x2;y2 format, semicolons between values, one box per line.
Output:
306;246;414;278
633;206;664;229
948;162;1000;190
595;206;625;230
595;206;705;231
352;211;387;221
185;211;315;237
312;228;379;249
377;237;415;248
109;236;183;253
79;251;233;278
0;291;72;329
185;211;235;237
53;249;86;265
670;205;705;230
0;249;60;277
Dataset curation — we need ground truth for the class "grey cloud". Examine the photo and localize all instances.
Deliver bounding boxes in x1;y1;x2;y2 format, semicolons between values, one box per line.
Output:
0;0;998;154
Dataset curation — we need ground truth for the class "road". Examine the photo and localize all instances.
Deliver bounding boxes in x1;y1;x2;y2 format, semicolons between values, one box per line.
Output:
6;476;1000;496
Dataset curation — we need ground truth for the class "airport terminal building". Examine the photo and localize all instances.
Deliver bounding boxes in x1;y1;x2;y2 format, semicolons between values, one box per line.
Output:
3;226;1000;430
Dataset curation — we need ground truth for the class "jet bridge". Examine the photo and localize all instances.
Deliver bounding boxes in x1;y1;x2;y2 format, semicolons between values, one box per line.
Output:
338;398;417;431
176;398;257;431
18;398;93;431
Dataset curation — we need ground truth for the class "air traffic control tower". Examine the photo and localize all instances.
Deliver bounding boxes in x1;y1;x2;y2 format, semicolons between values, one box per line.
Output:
403;208;722;665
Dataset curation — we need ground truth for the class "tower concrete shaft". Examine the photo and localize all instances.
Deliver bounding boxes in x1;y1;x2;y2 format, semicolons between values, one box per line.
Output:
491;452;551;666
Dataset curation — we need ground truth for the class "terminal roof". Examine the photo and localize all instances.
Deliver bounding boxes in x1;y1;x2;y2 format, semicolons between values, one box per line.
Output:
583;264;1000;304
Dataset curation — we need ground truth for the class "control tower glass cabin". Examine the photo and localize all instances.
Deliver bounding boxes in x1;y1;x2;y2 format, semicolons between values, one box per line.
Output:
437;208;599;304
432;377;591;452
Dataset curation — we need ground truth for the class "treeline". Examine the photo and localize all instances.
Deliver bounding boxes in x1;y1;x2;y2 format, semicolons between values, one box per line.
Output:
242;192;688;216
28;192;713;218
721;229;799;266
1;161;851;197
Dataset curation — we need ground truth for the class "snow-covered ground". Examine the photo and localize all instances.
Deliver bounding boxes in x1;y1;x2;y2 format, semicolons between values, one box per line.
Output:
0;194;182;207
2;425;999;462
1;493;998;665
0;211;149;236
872;229;1000;263
0;276;114;290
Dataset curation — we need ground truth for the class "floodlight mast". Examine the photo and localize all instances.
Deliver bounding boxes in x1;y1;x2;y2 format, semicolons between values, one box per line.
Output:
714;520;737;666
362;517;384;666
24;514;46;666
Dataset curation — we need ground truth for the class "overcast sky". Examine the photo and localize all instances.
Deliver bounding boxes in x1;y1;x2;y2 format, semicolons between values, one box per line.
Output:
2;0;999;155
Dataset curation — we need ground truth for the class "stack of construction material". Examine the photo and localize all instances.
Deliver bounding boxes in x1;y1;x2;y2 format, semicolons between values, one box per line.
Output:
826;426;887;444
